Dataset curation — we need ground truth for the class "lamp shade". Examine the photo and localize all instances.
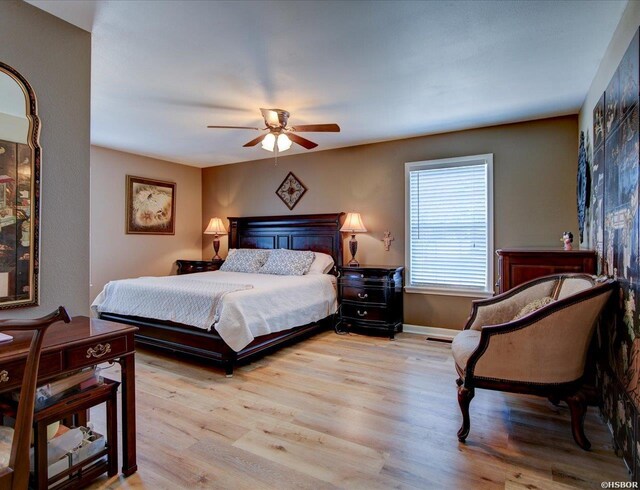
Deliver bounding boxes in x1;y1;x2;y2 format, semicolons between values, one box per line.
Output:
277;134;292;152
261;133;276;152
204;217;227;235
340;212;367;233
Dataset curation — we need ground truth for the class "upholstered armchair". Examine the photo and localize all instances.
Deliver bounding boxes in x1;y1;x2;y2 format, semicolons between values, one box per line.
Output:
452;274;614;450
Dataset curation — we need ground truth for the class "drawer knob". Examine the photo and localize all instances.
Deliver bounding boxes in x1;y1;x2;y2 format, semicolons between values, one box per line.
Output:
0;370;8;383
360;274;364;278
357;292;368;299
86;343;112;359
357;310;368;317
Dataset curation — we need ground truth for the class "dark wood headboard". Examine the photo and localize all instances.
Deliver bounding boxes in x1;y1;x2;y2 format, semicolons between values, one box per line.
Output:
228;213;345;268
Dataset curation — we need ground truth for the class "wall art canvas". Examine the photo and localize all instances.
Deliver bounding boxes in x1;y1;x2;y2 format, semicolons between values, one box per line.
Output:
275;172;307;210
126;175;176;235
592;28;640;480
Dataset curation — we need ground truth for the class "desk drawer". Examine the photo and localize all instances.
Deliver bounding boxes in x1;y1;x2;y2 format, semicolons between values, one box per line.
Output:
0;352;62;391
65;336;128;369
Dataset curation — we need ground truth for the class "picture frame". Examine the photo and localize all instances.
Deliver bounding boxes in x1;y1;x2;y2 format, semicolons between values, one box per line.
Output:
125;175;176;235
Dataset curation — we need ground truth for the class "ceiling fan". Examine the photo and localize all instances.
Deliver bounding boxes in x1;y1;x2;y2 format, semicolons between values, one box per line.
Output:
207;108;340;152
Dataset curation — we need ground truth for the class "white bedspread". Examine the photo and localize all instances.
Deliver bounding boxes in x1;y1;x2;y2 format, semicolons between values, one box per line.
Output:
91;274;252;330
91;271;337;352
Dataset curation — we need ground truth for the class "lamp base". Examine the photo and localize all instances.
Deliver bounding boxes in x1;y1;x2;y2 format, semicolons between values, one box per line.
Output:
212;235;222;261
347;234;359;267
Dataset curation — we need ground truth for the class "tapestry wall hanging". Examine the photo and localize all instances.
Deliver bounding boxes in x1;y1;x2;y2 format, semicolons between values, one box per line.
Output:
589;27;640;479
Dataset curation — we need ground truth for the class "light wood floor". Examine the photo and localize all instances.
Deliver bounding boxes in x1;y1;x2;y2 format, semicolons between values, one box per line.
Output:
86;330;629;489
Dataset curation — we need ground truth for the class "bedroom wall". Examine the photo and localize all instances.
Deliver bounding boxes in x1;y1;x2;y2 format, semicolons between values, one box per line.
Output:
202;115;578;330
0;0;91;317
90;146;202;301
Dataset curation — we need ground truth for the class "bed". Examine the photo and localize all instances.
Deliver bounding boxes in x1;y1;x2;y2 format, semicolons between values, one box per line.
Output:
96;213;344;376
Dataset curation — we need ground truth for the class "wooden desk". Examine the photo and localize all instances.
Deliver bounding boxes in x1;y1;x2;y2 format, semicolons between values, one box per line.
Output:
0;316;138;477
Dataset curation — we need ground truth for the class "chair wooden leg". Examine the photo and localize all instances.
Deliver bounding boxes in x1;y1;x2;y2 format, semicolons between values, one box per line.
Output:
565;391;591;450
457;385;474;442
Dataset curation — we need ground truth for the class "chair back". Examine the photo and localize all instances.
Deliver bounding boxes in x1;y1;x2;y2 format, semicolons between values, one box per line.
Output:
0;307;70;490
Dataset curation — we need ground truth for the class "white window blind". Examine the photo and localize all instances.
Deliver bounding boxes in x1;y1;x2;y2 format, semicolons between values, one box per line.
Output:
406;155;493;294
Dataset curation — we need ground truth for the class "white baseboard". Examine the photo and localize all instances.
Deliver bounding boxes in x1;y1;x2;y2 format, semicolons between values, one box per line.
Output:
402;324;457;341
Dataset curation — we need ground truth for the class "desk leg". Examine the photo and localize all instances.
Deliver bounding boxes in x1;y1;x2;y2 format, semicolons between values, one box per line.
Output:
120;353;137;476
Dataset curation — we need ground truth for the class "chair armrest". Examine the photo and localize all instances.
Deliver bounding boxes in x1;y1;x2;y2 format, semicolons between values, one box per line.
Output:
465;282;613;384
464;276;560;330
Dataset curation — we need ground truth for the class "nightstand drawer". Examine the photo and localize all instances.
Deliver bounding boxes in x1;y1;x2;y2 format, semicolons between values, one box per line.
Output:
341;285;386;304
341;304;388;323
340;270;390;283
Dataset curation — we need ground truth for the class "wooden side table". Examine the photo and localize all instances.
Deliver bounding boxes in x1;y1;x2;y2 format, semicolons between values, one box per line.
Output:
336;265;404;339
176;259;224;275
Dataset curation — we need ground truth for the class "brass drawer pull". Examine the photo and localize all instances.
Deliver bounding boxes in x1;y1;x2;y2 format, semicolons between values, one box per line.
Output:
357;292;368;299
0;370;9;383
357;310;368;317
86;343;112;359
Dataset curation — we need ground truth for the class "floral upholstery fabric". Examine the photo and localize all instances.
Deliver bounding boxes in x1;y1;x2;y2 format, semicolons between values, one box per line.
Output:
259;249;315;276
219;249;270;273
0;425;13;468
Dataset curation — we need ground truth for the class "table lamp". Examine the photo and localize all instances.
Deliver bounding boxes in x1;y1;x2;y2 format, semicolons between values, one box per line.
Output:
204;217;228;261
340;212;367;266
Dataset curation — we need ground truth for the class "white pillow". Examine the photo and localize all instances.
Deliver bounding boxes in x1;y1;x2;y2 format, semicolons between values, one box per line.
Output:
220;249;270;273
306;252;335;275
259;249;315;276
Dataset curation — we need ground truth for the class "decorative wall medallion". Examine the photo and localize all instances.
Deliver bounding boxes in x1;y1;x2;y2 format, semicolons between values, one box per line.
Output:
275;172;307;210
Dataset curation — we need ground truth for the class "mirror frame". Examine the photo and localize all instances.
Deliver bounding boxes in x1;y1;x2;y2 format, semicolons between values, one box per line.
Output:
0;61;41;309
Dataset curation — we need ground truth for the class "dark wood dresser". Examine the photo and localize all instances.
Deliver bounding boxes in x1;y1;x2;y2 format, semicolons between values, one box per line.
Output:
176;259;224;275
336;265;404;339
496;248;597;293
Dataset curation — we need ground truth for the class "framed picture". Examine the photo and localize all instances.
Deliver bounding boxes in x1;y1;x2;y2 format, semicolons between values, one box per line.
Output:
125;175;176;235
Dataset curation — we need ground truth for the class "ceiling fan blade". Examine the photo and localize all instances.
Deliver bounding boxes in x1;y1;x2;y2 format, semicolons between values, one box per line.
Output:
243;134;267;147
207;125;261;130
287;133;318;150
290;124;340;133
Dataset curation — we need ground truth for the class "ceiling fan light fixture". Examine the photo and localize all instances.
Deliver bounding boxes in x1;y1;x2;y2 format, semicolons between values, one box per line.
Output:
261;132;276;152
277;133;292;152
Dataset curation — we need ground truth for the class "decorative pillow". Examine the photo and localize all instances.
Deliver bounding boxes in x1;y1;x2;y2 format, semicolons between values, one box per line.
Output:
219;249;270;273
306;252;335;275
512;296;555;321
259;249;315;276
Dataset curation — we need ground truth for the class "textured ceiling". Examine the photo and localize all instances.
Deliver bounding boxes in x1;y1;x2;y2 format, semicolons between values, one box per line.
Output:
28;0;628;167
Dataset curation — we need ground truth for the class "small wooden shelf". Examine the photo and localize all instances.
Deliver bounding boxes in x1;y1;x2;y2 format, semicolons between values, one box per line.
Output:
31;378;120;490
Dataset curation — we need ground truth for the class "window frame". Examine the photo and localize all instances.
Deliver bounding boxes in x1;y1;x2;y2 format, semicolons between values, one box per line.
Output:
404;153;494;297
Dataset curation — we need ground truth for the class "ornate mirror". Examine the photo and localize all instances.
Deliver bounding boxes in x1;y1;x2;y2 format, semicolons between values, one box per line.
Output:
0;62;40;308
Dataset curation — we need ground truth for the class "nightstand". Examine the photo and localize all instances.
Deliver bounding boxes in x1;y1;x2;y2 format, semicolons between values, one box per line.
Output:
176;259;224;275
336;265;404;339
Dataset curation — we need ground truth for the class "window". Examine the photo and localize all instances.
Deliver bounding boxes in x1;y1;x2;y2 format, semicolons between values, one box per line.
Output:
405;154;493;296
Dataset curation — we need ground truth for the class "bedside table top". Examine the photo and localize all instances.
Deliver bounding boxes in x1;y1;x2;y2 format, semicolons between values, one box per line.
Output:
337;265;404;272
